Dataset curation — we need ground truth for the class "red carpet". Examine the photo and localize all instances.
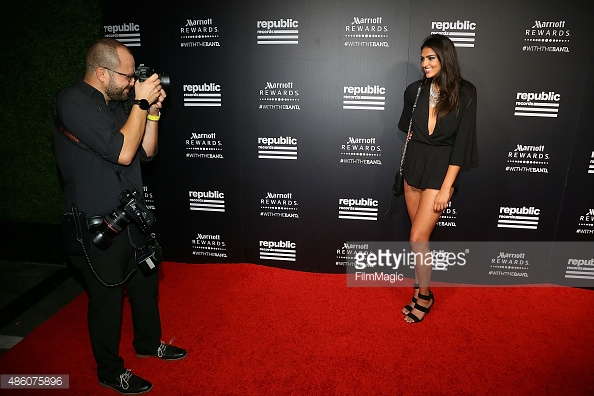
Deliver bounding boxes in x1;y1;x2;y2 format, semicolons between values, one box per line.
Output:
1;262;593;395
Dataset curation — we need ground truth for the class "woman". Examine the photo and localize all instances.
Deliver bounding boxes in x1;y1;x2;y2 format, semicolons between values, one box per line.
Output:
397;34;478;323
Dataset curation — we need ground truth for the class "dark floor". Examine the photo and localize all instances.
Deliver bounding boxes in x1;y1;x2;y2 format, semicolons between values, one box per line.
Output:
0;260;85;357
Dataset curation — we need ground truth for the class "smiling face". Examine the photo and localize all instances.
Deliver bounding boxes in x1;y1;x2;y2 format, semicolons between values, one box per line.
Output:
421;46;441;79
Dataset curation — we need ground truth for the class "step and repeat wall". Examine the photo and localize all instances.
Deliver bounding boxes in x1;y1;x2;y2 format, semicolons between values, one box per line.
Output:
102;0;593;286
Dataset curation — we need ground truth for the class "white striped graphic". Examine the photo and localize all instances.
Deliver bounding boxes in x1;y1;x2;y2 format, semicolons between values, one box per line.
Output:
258;146;297;160
257;30;299;45
339;207;378;221
565;267;594;280
497;215;539;229
343;95;385;111
431;31;476;48
114;33;141;47
189;199;225;212
260;248;297;261
184;93;222;107
514;102;559;117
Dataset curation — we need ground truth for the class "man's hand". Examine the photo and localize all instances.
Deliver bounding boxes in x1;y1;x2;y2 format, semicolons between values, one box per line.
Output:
133;73;162;105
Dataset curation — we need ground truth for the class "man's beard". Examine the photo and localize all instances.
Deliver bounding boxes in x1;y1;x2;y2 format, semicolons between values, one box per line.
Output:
105;79;130;102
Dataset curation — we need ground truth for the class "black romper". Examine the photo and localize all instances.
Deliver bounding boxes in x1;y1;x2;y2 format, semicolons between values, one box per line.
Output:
398;79;478;190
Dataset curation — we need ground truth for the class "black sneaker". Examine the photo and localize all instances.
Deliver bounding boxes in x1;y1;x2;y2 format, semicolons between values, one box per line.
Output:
99;369;152;394
136;341;187;361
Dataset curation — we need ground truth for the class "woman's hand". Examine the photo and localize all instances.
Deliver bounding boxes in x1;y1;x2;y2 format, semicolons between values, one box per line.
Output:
433;188;450;212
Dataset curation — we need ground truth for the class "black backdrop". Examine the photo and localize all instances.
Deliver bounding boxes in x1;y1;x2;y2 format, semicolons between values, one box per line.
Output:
102;0;594;286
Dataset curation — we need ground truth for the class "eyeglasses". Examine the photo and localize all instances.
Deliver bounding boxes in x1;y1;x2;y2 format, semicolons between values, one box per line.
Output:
102;67;135;82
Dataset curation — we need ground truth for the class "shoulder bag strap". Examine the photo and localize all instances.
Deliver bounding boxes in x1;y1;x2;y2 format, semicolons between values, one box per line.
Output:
398;84;422;172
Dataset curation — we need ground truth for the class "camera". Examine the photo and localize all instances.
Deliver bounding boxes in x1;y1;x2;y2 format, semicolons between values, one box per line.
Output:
134;64;170;89
92;190;155;250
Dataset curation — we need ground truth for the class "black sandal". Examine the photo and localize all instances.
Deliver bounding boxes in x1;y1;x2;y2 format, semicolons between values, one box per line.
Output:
402;284;419;314
405;290;434;323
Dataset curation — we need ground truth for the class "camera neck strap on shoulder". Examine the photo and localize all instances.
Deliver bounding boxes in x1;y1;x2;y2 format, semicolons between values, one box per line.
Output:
52;95;106;159
52;95;142;196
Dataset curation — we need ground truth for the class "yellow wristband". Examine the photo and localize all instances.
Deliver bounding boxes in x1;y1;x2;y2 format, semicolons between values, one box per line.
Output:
147;112;160;122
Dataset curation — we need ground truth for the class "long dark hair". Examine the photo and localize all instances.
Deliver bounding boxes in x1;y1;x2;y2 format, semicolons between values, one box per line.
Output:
421;34;463;120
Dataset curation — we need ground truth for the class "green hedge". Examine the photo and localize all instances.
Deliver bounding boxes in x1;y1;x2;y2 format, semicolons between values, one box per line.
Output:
0;1;103;224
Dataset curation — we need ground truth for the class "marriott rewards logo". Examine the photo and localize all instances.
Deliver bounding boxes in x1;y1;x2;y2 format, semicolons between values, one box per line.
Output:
340;137;382;165
260;192;298;219
506;144;550;173
437;201;457;228
431;20;476;48
104;23;141;46
576;208;594;235
343;85;386;111
143;186;156;210
181;18;220;48
189;191;225;213
345;16;389;47
259;81;300;110
498;206;540;230
514;91;560;118
523;20;570;53
183;83;221;107
339;198;379;221
185;132;223;159
257;18;299;45
259;240;296;261
192;233;227;258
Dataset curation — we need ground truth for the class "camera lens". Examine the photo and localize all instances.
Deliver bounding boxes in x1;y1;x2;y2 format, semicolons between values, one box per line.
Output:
158;73;170;89
92;209;129;249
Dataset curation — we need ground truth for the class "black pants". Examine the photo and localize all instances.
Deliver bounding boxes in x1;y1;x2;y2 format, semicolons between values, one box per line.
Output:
69;226;162;381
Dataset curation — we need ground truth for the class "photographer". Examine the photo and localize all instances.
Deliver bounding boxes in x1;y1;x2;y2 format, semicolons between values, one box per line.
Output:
51;38;186;394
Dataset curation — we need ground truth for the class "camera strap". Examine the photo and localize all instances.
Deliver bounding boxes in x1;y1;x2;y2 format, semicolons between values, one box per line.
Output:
114;165;142;196
52;95;109;160
53;96;143;195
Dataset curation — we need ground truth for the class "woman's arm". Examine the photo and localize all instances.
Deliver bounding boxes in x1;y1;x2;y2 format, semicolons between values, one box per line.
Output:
434;165;460;212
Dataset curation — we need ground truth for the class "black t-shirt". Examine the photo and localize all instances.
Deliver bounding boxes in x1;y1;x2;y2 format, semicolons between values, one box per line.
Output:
52;79;153;217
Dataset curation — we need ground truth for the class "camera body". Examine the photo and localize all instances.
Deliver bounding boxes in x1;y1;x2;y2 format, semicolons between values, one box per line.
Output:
134;64;170;89
92;189;155;250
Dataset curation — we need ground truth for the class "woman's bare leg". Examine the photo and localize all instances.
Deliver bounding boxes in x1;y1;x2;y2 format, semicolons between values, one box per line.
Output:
403;183;453;322
401;181;421;315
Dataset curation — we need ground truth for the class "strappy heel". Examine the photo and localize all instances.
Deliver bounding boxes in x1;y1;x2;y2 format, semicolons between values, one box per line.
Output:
402;284;419;315
405;290;434;323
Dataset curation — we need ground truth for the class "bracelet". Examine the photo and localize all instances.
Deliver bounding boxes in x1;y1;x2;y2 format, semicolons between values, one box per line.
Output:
147;112;161;122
